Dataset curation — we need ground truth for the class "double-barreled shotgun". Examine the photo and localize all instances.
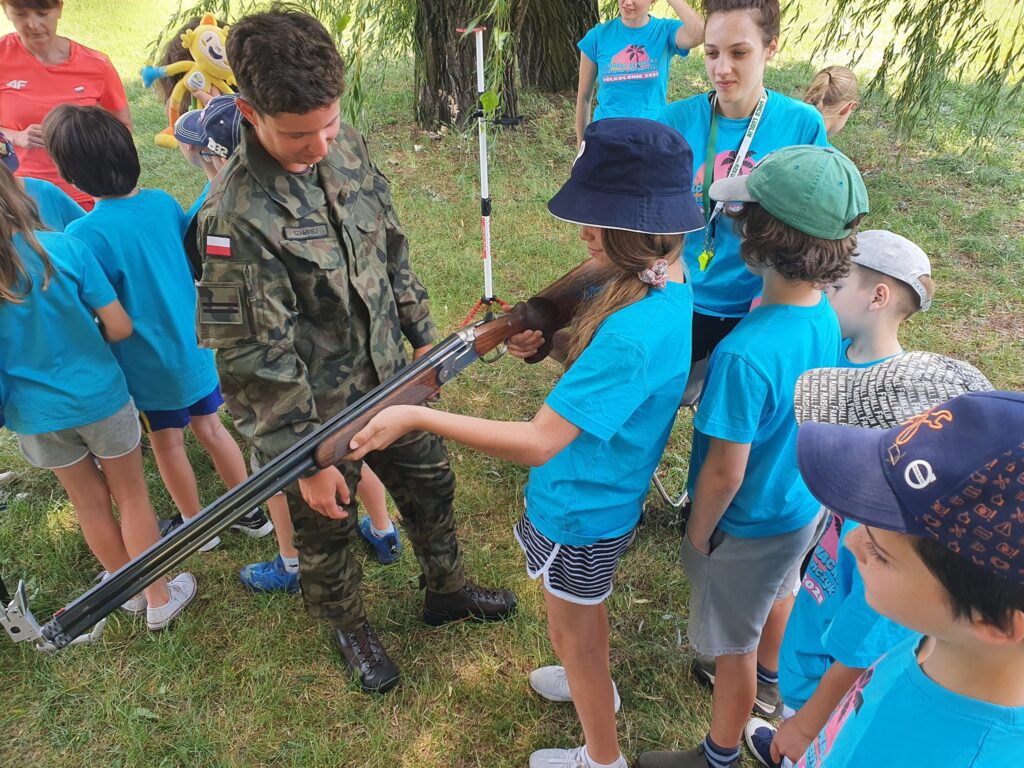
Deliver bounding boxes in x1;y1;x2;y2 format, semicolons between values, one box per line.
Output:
0;258;608;653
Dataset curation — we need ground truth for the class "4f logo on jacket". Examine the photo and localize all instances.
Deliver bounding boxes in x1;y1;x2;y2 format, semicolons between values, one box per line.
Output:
5;80;28;89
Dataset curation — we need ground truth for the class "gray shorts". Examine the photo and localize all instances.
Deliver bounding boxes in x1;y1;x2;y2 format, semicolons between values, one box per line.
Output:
681;509;828;657
18;400;141;470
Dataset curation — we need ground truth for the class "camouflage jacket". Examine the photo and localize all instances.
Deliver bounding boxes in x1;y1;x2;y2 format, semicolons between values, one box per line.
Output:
195;122;437;461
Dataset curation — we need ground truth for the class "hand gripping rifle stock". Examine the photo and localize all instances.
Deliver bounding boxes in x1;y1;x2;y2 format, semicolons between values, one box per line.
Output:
34;258;609;651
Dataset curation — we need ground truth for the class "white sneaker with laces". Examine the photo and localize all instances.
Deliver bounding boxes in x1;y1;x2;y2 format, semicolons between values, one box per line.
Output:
146;572;197;630
97;571;147;615
529;665;621;712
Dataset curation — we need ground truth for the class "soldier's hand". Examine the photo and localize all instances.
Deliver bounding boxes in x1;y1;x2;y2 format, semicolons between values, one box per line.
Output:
347;405;419;461
412;344;432;361
298;467;351;520
507;330;545;359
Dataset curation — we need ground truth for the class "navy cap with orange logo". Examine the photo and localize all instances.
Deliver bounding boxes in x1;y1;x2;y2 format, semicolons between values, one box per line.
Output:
797;390;1024;584
0;130;18;173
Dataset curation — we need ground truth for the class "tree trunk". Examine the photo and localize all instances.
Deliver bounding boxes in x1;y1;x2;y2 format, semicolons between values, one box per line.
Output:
413;0;518;129
516;0;599;92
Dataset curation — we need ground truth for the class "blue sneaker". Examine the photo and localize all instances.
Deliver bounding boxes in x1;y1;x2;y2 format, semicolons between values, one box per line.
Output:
239;555;300;593
744;717;782;768
358;517;402;564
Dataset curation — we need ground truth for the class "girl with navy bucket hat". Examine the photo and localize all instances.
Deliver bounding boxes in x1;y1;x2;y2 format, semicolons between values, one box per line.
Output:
348;117;703;768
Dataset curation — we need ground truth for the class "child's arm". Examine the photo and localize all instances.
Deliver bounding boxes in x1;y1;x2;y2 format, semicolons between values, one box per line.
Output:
666;0;705;50
687;436;750;553
771;661;865;762
348;403;580;468
94;299;132;343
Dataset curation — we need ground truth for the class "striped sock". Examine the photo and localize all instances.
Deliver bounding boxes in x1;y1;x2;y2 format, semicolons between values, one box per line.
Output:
703;735;740;768
756;663;779;685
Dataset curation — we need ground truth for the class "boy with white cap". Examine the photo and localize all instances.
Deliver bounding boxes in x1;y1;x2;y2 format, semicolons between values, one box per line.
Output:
825;229;934;368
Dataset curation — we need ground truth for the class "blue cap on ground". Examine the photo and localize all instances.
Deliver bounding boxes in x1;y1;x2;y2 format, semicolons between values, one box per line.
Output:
797;390;1024;585
173;95;242;158
547;118;704;236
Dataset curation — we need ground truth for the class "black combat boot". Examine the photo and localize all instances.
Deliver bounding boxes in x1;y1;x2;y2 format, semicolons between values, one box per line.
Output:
423;580;518;626
334;622;400;693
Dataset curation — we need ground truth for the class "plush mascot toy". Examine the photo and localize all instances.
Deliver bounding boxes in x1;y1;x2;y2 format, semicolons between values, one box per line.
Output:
141;14;235;149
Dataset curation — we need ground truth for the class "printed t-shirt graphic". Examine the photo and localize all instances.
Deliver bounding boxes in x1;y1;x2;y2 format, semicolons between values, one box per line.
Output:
578;16;688;122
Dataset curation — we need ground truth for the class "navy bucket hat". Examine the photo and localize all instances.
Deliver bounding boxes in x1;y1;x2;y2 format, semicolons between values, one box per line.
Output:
548;118;704;236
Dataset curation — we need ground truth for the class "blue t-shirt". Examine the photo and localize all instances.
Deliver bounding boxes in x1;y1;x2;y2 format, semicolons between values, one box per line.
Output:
658;91;829;317
688;295;841;537
798;636;1024;767
579;16;687;122
64;189;218;411
525;281;693;545
779;515;916;711
186;180;211;222
839;338;898;368
0;231;130;434
24;177;85;232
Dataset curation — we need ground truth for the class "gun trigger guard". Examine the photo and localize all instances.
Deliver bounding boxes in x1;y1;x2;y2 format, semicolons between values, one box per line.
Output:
480;343;507;364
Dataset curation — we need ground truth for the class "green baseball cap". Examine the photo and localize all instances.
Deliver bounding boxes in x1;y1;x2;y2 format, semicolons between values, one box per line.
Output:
709;145;869;240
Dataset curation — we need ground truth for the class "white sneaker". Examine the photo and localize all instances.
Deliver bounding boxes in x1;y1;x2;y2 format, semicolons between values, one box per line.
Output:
97;571;147;615
530;747;587;768
529;665;621;713
146;572;197;630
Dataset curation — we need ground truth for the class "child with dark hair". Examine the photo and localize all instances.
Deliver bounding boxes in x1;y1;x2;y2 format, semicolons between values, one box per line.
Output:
794;391;1024;766
43;104;274;551
640;145;868;768
0;162;195;631
350;117;705;768
745;352;993;767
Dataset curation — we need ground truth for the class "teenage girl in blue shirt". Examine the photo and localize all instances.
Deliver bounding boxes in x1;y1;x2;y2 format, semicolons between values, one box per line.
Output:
348;119;704;768
0;164;195;629
658;0;829;364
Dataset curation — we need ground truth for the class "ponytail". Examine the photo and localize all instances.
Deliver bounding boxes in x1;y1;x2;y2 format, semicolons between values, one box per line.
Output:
803;66;859;114
0;164;52;304
564;229;684;366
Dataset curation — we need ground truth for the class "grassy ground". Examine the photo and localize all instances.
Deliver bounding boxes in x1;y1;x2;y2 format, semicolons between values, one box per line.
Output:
2;3;1022;767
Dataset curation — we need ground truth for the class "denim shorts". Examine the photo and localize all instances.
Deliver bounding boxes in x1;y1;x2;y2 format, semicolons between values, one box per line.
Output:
18;400;141;470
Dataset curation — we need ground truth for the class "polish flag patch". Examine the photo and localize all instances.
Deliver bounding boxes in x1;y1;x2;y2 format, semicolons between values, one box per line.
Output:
206;235;232;258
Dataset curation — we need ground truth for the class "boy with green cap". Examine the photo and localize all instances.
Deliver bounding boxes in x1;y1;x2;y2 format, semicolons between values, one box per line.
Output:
641;145;869;768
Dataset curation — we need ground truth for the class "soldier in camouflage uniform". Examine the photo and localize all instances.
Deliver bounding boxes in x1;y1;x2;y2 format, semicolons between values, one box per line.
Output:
193;10;517;693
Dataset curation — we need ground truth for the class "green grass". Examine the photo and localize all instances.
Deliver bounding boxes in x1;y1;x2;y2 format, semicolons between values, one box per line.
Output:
2;4;1023;767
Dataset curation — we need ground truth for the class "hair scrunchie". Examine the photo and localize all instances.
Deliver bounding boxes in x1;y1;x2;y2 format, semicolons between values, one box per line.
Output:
639;258;669;289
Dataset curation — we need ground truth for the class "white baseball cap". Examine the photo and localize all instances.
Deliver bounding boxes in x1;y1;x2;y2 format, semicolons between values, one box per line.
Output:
853;230;933;311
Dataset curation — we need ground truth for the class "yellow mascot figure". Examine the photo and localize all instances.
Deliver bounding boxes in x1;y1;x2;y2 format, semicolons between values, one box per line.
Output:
141;14;235;149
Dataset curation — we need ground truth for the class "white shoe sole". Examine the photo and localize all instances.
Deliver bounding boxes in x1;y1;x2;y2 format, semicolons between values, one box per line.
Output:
529;665;621;713
230;519;274;538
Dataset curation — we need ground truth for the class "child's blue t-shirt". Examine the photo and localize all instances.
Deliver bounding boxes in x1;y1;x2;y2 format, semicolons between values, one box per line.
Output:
778;515;916;711
798;636;1024;767
839;338;898;369
0;231;130;434
579;16;688;122
64;189;218;412
24;177;85;232
525;281;693;546
688;295;841;537
658;91;829;317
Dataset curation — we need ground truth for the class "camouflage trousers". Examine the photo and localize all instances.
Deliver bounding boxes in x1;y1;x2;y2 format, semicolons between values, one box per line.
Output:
284;429;465;631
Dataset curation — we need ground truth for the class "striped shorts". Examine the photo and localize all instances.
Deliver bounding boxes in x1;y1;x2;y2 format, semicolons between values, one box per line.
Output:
514;515;635;605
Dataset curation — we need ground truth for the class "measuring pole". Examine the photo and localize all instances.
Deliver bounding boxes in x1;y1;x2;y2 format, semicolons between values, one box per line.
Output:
457;25;509;324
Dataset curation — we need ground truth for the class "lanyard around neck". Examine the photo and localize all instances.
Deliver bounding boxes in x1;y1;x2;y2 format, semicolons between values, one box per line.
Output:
702;89;769;227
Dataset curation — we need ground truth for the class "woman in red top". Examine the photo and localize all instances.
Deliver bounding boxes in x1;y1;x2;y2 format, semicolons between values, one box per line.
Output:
0;0;130;209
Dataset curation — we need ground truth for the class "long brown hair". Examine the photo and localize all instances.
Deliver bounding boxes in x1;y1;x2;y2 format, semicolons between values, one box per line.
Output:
0;164;52;304
564;229;684;366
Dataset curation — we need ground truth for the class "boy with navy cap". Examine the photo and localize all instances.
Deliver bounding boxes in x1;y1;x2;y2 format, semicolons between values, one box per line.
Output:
794;391;1024;766
641;145;868;768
